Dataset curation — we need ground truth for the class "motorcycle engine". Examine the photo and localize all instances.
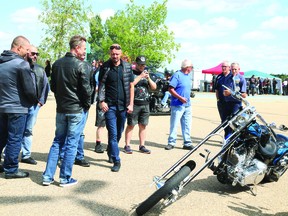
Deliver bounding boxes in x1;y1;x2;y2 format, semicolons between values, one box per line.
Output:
225;141;268;186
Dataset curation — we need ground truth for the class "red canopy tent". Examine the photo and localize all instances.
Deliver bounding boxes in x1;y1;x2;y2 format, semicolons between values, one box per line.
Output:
202;63;244;75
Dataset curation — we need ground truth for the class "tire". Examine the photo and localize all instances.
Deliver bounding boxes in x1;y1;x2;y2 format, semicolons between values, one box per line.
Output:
136;161;195;215
264;134;288;182
150;112;170;116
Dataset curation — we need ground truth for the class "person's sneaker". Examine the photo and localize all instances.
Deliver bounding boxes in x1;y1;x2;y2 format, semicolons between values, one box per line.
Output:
95;144;104;153
123;145;133;154
43;179;54;186
59;178;78;187
183;145;194;150
165;144;174;150
111;162;121;172
74;159;90;167
139;145;151;154
5;171;29;179
21;157;37;165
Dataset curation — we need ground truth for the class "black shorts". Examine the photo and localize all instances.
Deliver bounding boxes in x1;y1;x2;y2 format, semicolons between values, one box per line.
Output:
95;102;106;127
127;104;150;126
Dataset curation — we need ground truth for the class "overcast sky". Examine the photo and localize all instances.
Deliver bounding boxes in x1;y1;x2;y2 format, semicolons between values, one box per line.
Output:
1;0;288;74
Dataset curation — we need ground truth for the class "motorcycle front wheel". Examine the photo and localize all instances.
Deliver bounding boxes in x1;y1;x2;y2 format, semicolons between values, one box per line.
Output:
136;160;195;215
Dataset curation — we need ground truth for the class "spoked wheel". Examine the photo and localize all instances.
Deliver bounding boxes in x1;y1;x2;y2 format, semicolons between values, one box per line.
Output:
136;160;196;215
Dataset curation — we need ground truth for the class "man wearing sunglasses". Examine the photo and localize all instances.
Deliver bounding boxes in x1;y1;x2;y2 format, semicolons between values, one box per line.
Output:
98;44;134;172
21;45;50;165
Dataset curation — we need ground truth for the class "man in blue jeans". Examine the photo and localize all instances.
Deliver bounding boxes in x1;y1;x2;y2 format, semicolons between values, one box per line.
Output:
98;44;134;172
58;61;93;168
165;59;194;151
21;45;50;165
42;35;92;187
0;36;37;178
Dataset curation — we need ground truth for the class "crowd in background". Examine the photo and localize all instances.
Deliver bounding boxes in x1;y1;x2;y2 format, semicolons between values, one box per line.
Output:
212;74;288;96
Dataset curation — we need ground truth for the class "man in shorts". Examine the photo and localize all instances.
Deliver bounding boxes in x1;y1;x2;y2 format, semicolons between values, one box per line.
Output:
124;55;156;154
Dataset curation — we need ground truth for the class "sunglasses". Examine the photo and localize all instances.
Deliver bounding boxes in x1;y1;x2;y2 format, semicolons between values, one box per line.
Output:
110;45;121;50
31;52;39;56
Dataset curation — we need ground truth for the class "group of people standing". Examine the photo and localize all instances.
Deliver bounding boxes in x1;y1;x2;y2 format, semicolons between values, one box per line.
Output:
247;75;277;96
0;35;247;188
92;49;196;173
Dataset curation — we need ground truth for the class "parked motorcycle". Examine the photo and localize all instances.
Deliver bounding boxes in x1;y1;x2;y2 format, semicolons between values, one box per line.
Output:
136;85;288;215
149;78;171;116
149;77;195;116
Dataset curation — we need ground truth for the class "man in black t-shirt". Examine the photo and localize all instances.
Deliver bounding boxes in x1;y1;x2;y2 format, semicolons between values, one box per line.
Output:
124;56;157;154
98;44;134;172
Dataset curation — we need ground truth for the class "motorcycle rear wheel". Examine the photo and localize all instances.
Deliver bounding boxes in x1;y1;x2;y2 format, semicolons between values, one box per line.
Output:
136;160;195;215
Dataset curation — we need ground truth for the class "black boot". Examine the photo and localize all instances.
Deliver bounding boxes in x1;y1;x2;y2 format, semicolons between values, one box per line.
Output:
111;162;121;172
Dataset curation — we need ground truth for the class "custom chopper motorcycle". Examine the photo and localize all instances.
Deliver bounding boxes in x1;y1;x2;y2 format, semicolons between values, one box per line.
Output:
136;85;288;215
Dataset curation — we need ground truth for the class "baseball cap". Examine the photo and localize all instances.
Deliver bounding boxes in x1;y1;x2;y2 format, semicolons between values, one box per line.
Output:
181;59;193;68
136;55;146;65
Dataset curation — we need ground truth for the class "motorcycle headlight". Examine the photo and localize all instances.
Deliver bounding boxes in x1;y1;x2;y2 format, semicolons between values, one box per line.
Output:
232;113;250;128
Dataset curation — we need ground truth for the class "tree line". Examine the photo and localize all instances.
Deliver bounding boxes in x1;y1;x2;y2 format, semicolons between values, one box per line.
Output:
37;0;179;70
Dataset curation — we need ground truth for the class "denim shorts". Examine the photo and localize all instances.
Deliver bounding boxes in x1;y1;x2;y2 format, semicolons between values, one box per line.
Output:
127;104;150;126
95;103;106;127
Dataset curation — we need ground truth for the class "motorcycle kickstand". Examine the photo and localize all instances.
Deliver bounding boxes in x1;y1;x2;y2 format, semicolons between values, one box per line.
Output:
246;184;257;196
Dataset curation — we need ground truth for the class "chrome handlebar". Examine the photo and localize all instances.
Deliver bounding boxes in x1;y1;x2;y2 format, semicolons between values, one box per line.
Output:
222;85;249;106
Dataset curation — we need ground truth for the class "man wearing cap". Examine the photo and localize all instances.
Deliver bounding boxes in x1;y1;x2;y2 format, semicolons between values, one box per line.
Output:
165;59;194;150
98;44;134;172
124;55;157;154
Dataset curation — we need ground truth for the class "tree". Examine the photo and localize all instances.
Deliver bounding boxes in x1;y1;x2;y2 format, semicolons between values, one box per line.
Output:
38;0;91;62
87;14;106;62
272;74;288;82
89;0;180;68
